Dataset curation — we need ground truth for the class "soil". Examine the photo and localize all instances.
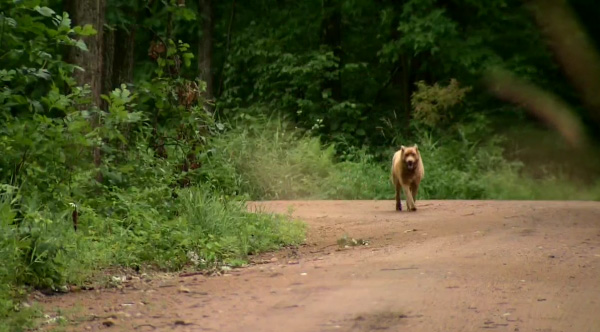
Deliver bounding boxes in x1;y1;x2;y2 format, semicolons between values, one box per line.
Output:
39;200;600;332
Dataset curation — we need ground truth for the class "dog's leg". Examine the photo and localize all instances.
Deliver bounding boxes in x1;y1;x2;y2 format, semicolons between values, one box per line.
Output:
410;183;419;208
395;180;402;211
403;185;416;211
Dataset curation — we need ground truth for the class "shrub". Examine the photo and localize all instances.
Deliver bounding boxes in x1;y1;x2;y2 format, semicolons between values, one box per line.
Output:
201;119;391;200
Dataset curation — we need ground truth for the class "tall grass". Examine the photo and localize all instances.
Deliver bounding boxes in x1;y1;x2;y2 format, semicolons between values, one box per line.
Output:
200;120;600;201
416;132;600;200
199;120;390;200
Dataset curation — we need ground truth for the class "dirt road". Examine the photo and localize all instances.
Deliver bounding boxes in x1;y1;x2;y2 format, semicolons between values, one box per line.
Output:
40;200;600;332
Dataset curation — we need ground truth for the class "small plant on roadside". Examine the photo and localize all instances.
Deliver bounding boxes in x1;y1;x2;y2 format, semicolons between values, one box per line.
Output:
412;79;472;129
337;234;370;249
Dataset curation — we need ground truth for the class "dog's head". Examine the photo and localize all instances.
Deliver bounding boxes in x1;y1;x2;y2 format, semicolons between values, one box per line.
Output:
401;145;420;171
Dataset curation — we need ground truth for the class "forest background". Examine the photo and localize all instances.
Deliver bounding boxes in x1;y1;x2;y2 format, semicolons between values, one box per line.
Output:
1;0;600;329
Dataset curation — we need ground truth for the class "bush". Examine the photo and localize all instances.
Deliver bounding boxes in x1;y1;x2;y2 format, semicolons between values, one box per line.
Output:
200;119;391;200
413;130;600;200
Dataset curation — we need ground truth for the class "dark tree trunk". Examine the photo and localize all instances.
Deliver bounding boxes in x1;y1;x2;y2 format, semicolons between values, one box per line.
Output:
112;27;136;86
103;25;136;150
217;0;236;98
388;7;418;135
65;0;106;107
65;0;106;182
101;25;136;98
102;28;115;101
394;55;421;136
321;0;342;101
198;0;214;112
398;55;411;123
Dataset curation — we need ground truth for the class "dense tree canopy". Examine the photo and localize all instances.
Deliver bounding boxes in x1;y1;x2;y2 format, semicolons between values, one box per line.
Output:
4;0;599;152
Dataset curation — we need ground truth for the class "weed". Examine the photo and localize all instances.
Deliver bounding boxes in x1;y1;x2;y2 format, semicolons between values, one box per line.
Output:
337;235;370;248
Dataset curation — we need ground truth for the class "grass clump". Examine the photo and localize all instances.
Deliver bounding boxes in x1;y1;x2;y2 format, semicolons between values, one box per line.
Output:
416;133;600;200
173;187;306;267
201;120;391;200
201;119;600;201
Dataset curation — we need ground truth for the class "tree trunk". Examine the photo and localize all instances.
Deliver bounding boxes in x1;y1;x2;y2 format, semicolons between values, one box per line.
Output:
395;54;421;136
198;0;214;112
103;26;136;92
102;27;115;102
66;0;106;107
389;7;417;135
398;54;411;125
217;0;236;98
321;0;342;101
65;0;106;182
112;27;136;86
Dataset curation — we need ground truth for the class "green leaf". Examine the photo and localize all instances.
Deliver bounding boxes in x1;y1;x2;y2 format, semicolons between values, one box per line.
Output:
74;39;88;51
180;8;197;21
30;100;43;113
73;24;97;36
33;69;51;80
53;12;72;31
0;16;17;28
182;53;194;68
37;51;52;60
34;6;55;17
0;69;16;81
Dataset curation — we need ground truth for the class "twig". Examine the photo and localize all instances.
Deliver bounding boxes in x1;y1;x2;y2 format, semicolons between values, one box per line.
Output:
179;271;205;278
380;267;418;271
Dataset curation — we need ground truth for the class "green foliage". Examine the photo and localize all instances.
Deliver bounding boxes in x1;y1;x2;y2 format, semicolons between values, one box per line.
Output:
214;0;573;153
0;2;306;330
74;185;304;272
319;147;391;200
199;119;600;202
412;79;473;128
216;2;377;148
397;0;458;56
0;187;42;332
200;119;390;200
407;129;600;200
176;188;305;264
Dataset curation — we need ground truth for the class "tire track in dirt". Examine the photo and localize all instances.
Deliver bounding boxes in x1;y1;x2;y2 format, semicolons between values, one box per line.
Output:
40;200;600;332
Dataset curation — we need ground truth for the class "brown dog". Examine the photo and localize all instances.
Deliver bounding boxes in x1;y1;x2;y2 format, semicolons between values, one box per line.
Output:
391;145;425;211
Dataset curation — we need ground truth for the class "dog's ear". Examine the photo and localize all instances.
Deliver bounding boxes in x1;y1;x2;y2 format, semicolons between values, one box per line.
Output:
400;145;405;152
414;144;418;151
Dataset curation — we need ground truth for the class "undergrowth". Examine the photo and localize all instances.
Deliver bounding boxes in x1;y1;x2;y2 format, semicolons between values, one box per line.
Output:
199;119;391;200
0;185;305;332
201;119;600;201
